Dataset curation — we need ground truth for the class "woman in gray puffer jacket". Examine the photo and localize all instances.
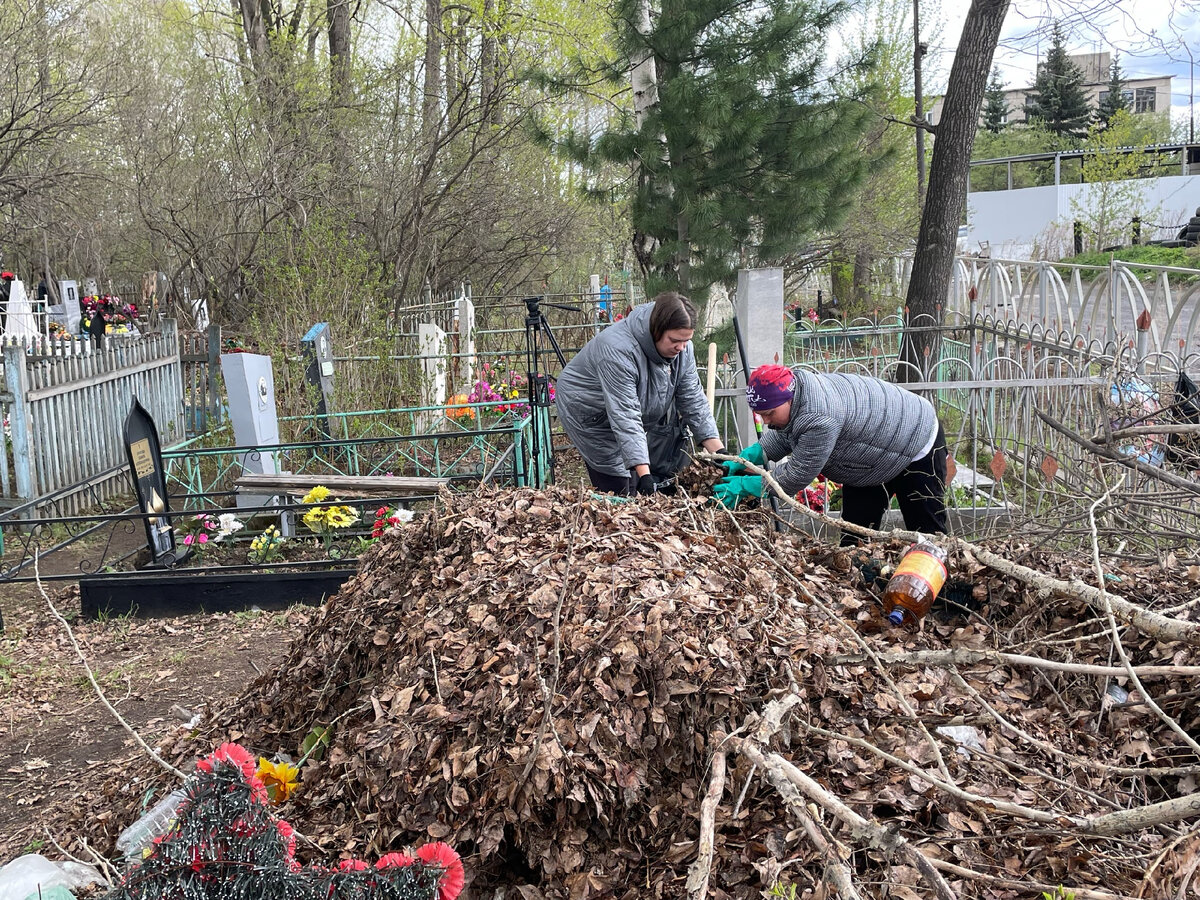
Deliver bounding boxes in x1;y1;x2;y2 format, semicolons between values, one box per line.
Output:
555;292;726;495
717;364;947;539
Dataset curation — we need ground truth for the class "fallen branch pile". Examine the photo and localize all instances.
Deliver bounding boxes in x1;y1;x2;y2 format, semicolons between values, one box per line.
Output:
68;486;1200;898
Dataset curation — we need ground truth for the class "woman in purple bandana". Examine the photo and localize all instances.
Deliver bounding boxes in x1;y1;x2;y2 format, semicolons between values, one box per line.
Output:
717;364;948;540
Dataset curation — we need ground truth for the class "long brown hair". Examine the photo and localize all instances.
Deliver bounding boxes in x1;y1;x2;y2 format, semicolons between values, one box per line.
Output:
648;291;698;341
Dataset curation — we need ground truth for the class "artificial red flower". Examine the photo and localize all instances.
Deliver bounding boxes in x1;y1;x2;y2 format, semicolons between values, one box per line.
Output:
416;842;464;900
338;858;369;872
375;851;416;869
276;819;300;870
230;816;258;837
197;742;257;779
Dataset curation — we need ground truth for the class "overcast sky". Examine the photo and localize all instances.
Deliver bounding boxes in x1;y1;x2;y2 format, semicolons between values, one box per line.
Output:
932;0;1200;113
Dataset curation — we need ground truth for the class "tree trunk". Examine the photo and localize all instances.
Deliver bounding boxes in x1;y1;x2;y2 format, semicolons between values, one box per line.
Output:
328;0;351;176
328;0;350;109
230;0;255;88
480;0;498;122
677;211;690;295
238;0;272;78
629;0;660;282
422;0;443;139
448;10;466;104
853;247;872;307
900;0;1010;381
35;0;50;97
630;0;658;131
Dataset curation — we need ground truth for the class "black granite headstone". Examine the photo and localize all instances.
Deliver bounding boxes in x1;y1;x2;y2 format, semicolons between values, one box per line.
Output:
123;396;186;566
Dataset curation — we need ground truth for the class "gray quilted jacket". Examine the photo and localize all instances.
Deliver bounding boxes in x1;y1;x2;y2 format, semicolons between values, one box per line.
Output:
554;303;719;477
760;369;938;495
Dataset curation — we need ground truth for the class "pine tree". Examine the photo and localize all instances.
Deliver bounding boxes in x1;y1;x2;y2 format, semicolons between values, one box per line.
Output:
1095;55;1130;129
1023;22;1092;139
981;66;1008;133
543;0;877;297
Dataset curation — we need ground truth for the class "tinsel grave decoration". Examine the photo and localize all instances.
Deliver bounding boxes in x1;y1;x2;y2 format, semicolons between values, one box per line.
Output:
104;743;464;900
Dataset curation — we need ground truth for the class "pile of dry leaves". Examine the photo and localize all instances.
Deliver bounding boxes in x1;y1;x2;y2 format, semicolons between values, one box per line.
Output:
66;485;1200;899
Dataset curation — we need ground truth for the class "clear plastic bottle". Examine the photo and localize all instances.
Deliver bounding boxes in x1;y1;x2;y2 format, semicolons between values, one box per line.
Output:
116;787;189;859
882;541;948;626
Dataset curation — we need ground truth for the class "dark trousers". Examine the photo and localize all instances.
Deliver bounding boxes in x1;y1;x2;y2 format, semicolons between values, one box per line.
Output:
586;464;634;495
840;425;948;544
584;463;677;496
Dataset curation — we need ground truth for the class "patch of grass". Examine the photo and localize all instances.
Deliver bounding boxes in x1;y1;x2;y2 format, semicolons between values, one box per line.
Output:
1057;244;1200;274
94;608;136;640
73;665;128;695
946;483;995;509
168;650;189;665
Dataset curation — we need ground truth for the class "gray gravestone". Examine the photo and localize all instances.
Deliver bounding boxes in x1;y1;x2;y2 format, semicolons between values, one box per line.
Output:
733;268;785;447
220;352;281;512
55;279;81;334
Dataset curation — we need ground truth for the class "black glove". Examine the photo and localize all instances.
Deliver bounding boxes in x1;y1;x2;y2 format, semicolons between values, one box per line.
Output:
636;473;657;496
706;447;728;467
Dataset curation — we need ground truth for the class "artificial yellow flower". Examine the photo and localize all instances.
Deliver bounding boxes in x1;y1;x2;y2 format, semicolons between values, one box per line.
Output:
300;485;331;504
325;507;358;528
256;757;300;804
302;507;328;530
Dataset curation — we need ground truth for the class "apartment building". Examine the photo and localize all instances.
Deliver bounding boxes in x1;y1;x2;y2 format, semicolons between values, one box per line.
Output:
928;51;1171;127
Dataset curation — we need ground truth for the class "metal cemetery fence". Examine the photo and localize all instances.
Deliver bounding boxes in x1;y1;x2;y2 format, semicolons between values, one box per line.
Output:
948;257;1200;361
164;410;532;509
0;403;535;584
0;321;184;513
180;324;223;438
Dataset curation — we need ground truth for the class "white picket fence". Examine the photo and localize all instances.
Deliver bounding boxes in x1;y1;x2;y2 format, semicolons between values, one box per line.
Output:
0;321;184;512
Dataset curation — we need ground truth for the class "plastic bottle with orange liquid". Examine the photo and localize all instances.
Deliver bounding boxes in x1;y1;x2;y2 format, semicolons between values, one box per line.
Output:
881;541;948;626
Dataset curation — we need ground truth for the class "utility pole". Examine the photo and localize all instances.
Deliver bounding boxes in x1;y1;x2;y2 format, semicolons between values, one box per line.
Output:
1189;43;1195;144
914;0;928;207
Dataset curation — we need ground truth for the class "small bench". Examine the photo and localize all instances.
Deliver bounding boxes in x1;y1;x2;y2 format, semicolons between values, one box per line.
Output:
234;473;449;500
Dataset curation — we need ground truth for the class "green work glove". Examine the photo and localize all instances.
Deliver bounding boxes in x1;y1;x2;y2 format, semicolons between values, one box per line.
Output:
721;442;766;476
713;475;764;508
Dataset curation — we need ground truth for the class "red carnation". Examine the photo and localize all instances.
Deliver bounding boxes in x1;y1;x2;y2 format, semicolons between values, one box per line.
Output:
375;851;416;869
276;819;297;862
416;842;464;900
196;742;257;779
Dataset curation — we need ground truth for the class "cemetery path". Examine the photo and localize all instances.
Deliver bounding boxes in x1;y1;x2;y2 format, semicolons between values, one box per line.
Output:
0;572;311;862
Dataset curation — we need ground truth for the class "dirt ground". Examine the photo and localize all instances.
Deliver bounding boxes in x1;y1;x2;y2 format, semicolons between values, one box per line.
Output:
0;516;311;865
0;445;586;866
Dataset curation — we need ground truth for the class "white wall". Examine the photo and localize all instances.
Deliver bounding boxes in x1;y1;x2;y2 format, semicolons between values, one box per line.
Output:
966;174;1200;259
